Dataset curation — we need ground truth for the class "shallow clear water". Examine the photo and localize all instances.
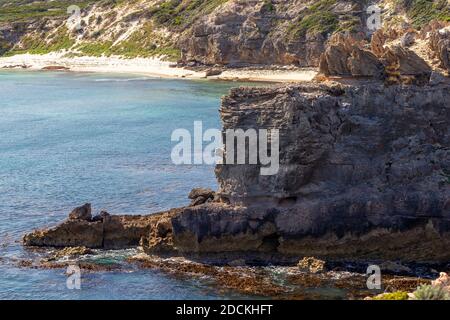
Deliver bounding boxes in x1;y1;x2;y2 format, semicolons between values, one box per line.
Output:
0;70;254;299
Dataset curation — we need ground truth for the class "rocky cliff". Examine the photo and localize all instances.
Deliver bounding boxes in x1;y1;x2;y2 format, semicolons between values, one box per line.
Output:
24;81;450;263
168;81;450;262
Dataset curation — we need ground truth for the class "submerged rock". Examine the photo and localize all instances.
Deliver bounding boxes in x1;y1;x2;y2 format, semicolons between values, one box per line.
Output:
47;246;93;261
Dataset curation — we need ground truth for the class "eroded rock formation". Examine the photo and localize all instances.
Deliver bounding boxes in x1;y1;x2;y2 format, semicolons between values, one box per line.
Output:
23;208;177;249
24;81;450;263
172;82;449;262
319;33;385;78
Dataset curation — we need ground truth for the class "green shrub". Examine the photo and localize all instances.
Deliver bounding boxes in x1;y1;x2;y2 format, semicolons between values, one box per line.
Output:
410;284;450;300
396;0;450;28
372;291;409;300
0;0;98;22
287;0;339;38
9;26;75;55
262;0;274;12
150;0;230;29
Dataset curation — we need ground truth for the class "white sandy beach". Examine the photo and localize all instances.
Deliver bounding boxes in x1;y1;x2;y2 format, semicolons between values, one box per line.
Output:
0;52;317;82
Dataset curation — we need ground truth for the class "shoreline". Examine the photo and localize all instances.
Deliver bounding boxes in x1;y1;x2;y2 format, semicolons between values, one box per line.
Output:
0;52;318;83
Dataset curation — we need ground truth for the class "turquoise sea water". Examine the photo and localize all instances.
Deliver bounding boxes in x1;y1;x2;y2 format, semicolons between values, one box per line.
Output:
0;70;252;299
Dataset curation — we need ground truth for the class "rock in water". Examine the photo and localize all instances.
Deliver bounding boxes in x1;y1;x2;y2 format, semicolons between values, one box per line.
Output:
23;205;178;249
48;246;93;260
68;203;92;221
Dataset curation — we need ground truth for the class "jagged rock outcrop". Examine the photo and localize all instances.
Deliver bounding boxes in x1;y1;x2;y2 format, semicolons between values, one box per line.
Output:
428;23;450;72
382;45;432;76
23;207;174;249
319;33;385;78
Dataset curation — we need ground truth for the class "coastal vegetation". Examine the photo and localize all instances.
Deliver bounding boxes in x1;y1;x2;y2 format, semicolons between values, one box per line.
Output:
287;0;339;38
372;291;409;300
410;284;450;300
286;0;362;38
0;0;98;22
149;0;230;29
5;26;75;55
74;22;181;60
396;0;450;28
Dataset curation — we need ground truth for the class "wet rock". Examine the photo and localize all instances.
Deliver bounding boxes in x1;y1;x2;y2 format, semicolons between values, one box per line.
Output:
228;259;246;266
129;255;287;297
68;203;92;221
48;246;93;260
297;257;326;274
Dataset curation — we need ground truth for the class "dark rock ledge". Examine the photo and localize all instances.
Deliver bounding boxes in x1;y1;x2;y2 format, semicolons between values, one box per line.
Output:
23;81;450;264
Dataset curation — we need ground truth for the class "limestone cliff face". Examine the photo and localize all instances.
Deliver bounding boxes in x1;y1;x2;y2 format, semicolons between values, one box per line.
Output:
170;82;450;262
